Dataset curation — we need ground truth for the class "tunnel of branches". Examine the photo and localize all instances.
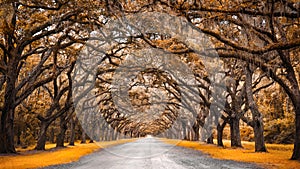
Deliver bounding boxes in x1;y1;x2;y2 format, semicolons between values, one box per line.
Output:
75;33;217;140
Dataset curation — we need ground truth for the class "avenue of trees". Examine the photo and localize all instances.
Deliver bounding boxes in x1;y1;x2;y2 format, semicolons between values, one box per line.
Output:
0;0;299;161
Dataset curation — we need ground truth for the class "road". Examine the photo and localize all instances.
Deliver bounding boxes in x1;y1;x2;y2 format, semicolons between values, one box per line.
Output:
44;137;262;169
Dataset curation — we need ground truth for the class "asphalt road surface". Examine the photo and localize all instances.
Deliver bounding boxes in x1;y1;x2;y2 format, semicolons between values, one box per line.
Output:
44;137;262;169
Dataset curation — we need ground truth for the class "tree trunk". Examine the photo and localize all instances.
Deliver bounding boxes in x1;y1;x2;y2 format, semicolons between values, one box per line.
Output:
114;130;118;140
287;72;300;160
36;121;50;150
182;121;187;140
291;105;300;160
105;127;109;140
69;117;75;146
207;134;214;144
0;63;17;153
245;66;267;152
230;116;242;147
50;127;55;144
111;128;115;140
217;121;226;147
16;125;21;146
0;109;16;153
56;119;67;147
81;130;86;144
253;119;267;152
192;124;199;141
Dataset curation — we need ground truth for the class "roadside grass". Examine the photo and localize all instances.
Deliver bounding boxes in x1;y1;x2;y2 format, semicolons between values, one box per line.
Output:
0;139;136;169
162;138;300;169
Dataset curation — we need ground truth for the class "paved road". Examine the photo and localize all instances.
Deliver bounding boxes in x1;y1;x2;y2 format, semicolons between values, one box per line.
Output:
44;138;262;169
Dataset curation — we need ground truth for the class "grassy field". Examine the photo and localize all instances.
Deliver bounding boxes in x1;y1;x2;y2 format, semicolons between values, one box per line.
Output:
0;139;135;169
162;139;300;169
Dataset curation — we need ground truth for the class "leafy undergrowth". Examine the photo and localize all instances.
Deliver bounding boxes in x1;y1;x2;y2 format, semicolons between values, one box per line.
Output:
0;139;136;169
161;138;300;169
